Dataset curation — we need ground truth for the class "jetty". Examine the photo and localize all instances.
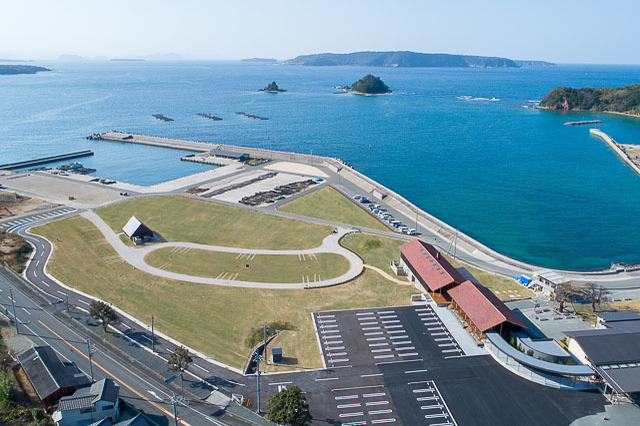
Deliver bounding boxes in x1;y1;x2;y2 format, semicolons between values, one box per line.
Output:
235;112;268;121
0;150;94;171
590;128;640;176
564;120;602;126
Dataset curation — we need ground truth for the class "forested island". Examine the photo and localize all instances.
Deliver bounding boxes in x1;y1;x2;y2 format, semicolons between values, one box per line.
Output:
258;81;286;92
284;51;529;68
349;75;391;95
539;84;640;116
0;65;50;75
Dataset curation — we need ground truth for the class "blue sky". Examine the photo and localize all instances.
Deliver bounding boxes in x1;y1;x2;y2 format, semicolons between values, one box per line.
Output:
1;0;638;64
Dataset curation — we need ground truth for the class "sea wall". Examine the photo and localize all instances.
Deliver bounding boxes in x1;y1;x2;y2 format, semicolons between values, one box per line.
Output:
590;128;640;176
98;131;633;276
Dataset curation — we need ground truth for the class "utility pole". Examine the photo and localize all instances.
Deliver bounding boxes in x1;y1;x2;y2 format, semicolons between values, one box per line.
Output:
169;394;179;426
151;314;155;353
179;371;184;400
263;325;269;366
86;338;96;382
9;288;18;334
256;352;261;414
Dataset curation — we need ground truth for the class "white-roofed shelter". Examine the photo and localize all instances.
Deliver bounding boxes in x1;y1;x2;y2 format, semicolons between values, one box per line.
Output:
529;269;570;296
122;216;154;242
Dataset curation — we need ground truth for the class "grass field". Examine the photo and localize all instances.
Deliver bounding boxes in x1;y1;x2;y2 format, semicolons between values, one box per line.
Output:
145;248;349;283
98;196;333;250
341;233;534;300
33;216;417;371
279;186;389;231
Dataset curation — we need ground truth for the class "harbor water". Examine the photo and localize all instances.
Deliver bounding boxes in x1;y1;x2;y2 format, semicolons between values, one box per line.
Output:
1;61;640;270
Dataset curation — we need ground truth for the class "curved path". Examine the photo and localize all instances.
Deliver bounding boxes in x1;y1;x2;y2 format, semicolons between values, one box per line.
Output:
81;211;364;289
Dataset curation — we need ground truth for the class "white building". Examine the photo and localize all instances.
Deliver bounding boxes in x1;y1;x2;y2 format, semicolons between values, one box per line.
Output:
52;379;120;425
529;270;569;296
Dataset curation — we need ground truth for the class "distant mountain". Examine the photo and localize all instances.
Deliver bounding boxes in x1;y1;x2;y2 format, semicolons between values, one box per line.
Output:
0;65;50;75
0;59;33;63
539;84;640;116
283;51;520;68
111;58;145;62
242;58;278;63
514;60;556;67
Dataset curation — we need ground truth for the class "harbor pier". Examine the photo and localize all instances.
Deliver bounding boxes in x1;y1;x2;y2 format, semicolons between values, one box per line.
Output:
0;150;94;170
590;128;640;176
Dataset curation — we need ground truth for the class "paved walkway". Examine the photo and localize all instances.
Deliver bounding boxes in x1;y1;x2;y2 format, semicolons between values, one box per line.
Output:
81;211;364;289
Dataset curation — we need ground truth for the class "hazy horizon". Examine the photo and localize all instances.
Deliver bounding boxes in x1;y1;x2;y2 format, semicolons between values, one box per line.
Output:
1;0;639;65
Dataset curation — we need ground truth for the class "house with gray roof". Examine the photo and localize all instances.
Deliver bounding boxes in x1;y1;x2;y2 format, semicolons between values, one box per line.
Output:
18;346;91;411
52;378;120;425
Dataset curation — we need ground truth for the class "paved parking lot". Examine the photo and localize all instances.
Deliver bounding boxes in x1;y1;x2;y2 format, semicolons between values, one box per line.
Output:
305;303;607;425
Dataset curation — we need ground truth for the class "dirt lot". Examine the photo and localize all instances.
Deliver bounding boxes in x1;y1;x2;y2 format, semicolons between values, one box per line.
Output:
0;232;32;272
0;191;55;219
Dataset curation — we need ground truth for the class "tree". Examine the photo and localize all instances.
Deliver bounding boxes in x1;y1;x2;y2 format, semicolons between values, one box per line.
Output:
553;282;579;313
582;282;612;312
267;385;312;426
168;345;192;372
89;301;119;331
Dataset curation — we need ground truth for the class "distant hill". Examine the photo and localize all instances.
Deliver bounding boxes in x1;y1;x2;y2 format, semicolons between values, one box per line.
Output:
111;58;145;62
242;58;278;63
539;84;640;116
0;65;50;75
513;60;556;67
283;51;520;68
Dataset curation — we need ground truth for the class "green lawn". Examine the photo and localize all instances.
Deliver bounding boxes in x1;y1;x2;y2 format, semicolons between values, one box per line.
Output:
279;186;389;231
98;196;332;250
33;216;417;371
341;233;405;272
145;248;349;283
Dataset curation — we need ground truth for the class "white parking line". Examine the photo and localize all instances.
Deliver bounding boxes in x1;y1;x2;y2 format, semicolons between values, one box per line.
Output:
369;409;393;415
389;335;409;340
326;345;345;350
22;308;31;315
368;343;389;347
339;412;364;418
367;337;387;341
381;320;400;324
322;330;340;334
364;332;384;336
332;358;350;363
362;326;382;331
358;317;376;321
425;413;449;419
360;321;379;326
268;381;292;386
405;369;429;374
421;404;444;410
337;403;362;409
316;377;339;382
363;392;386;398
378;311;395;314
398;352;419;357
356;312;375;316
365;400;389;406
342;422;367;426
371;419;396;424
79;299;90;305
335;395;358;400
438;343;456;347
384;325;403;329
371;349;392;353
361;373;384;378
373;354;395;359
395;346;416;351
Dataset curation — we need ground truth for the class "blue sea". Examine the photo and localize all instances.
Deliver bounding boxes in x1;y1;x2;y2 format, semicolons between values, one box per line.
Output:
2;61;640;270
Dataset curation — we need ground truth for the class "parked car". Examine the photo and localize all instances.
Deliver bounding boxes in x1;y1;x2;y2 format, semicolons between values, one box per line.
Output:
408;228;416;235
353;194;362;200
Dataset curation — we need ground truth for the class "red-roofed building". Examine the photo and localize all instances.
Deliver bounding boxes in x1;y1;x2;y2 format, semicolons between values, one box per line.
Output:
399;239;465;300
448;280;528;338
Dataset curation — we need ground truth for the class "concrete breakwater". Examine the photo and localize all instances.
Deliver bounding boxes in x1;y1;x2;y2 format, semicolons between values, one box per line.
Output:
590;128;640;176
0;150;94;170
97;131;635;277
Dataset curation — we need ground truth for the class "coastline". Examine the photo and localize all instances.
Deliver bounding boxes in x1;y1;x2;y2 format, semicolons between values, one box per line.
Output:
349;90;392;96
534;105;640;119
97;131;640;279
590;128;640;176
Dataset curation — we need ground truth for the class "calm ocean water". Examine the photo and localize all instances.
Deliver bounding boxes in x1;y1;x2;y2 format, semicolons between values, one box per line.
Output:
2;61;640;270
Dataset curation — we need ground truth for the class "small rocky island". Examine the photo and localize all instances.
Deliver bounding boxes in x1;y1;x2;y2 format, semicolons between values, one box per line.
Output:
539;84;640;116
349;74;391;95
258;81;286;93
0;65;50;75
